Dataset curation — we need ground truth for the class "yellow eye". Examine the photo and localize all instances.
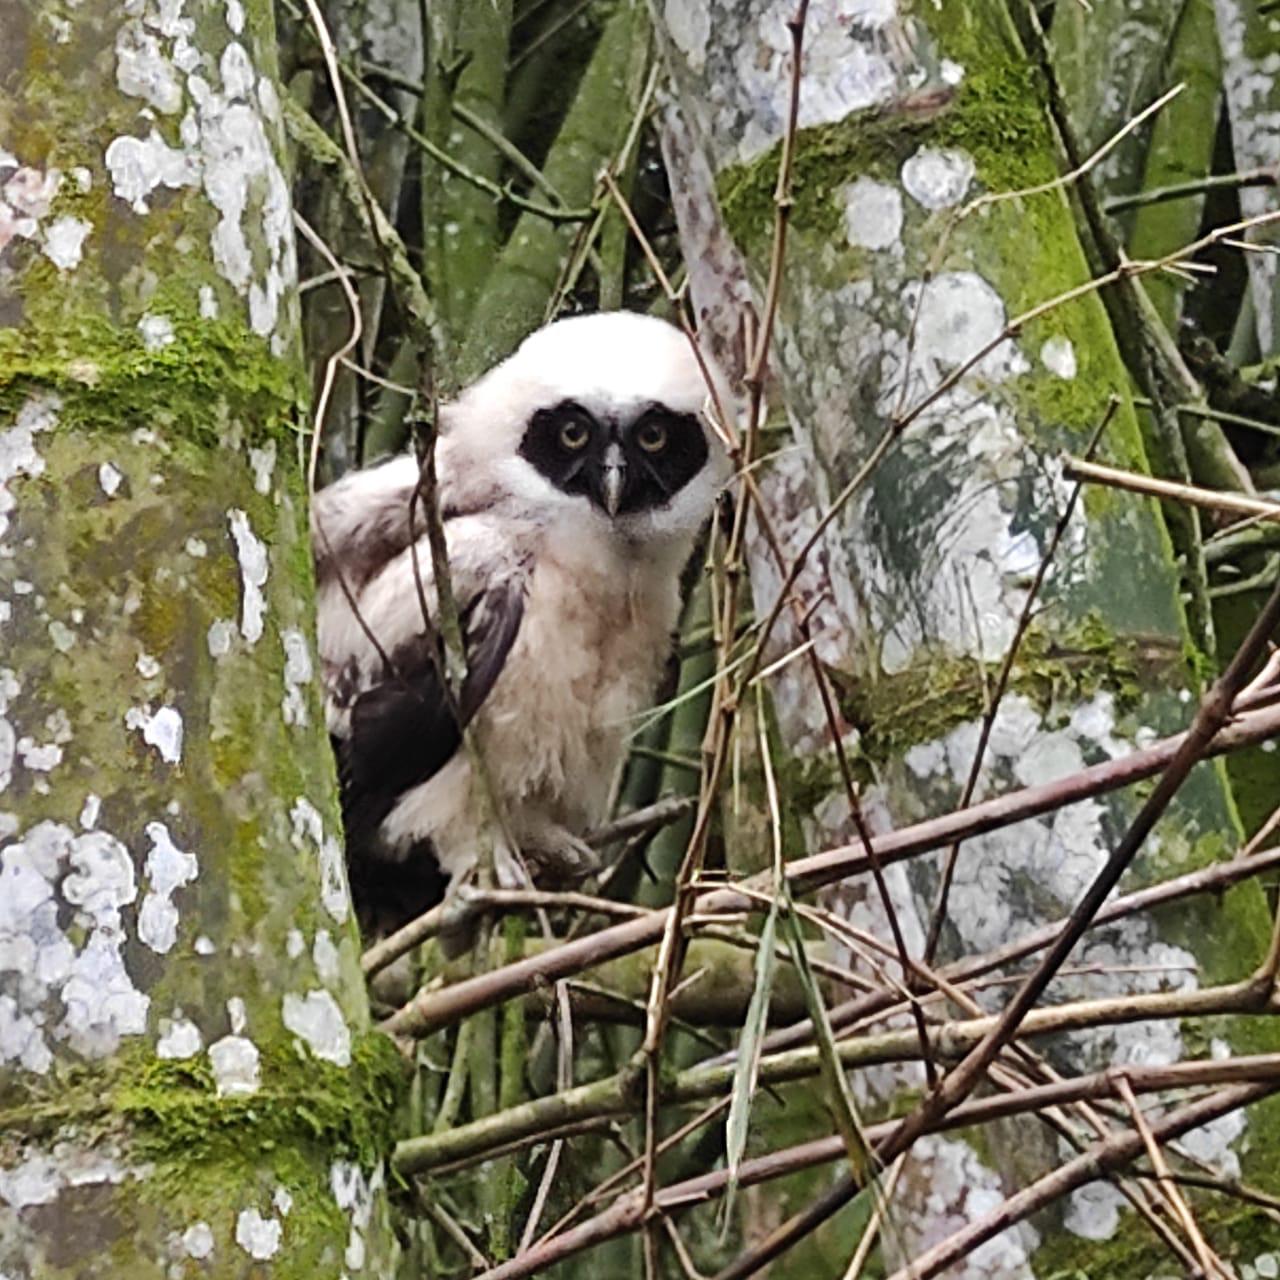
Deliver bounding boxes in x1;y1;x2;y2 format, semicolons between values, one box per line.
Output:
559;419;590;450
636;420;667;453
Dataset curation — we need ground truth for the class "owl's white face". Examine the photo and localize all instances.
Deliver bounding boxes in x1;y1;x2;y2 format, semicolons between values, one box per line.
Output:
441;312;734;549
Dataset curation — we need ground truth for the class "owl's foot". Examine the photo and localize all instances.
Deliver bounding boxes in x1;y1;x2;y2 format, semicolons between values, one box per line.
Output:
520;826;600;885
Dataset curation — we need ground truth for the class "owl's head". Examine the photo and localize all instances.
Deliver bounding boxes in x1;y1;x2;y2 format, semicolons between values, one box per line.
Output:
442;312;735;547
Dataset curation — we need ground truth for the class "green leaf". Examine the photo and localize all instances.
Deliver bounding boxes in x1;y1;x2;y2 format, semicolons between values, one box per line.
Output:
721;898;780;1225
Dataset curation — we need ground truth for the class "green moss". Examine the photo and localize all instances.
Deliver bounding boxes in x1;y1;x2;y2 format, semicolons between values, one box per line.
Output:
0;307;304;448
3;1035;404;1271
829;613;1184;764
717;15;1053;255
1;1030;404;1167
127;1033;403;1173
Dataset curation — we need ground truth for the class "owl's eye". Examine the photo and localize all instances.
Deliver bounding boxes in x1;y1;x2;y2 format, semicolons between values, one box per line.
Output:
636;419;668;453
559;419;591;451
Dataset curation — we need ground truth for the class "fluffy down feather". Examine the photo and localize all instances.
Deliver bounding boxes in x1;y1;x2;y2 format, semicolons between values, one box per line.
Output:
311;311;732;931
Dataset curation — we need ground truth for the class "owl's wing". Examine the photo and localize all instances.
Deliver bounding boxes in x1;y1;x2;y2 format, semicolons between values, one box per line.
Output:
323;521;528;860
313;458;531;890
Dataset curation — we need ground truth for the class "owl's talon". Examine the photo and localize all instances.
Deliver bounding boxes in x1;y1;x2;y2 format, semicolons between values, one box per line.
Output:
522;831;600;885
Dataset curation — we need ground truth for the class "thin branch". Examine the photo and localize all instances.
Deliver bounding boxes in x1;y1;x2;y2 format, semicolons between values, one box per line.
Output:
923;401;1118;963
1066;455;1280;524
880;1084;1275;1280
1104;165;1278;215
1115;1075;1229;1279
469;1062;1280;1280
879;573;1280;1164
293;213;362;493
380;698;1280;1038
393;978;1278;1177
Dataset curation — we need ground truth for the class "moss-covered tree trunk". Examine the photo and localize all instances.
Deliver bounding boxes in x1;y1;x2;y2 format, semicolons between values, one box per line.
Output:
0;0;399;1273
658;1;1278;1273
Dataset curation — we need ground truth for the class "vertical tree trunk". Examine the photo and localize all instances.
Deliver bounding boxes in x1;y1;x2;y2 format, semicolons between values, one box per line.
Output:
0;0;398;1272
657;0;1278;1272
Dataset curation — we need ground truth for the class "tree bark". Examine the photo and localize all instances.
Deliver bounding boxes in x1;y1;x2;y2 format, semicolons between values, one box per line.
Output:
656;0;1278;1273
0;0;398;1273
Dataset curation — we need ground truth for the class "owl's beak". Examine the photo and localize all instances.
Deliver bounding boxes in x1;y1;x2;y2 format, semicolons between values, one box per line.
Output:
600;441;627;518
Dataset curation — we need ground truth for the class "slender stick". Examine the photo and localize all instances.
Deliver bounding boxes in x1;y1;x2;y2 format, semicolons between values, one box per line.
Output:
380;697;1280;1038
742;838;1280;1065
923;403;1118;963
880;1084;1275;1280
879;575;1280;1164
1066;456;1280;524
1104;166;1278;215
469;1061;1280;1280
394;974;1275;1177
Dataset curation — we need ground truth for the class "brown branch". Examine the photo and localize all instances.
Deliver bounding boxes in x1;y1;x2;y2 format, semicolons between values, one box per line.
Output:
470;1059;1280;1280
924;402;1119;963
880;1083;1275;1280
379;697;1280;1038
1066;456;1280;525
743;838;1280;1065
879;575;1280;1166
393;975;1276;1177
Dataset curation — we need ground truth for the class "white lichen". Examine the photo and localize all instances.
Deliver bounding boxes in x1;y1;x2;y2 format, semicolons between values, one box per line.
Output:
283;989;351;1067
125;703;184;764
281;627;313;727
208;1033;260;1096
227;508;268;643
290;798;349;922
841;177;903;251
235;1206;282;1260
663;0;710;71
1;393;58;542
104;129;198;214
1064;1180;1125;1242
248;439;275;494
908;271;1026;383
0;1154;62;1208
891;1135;1039;1278
137;821;198;954
79;794;101;830
1040;334;1078;380
182;1221;215;1259
0;1146;128;1215
41;215;92;271
98;462;124;497
17;738;62;772
312;929;340;983
157;1014;202;1059
207;617;236;658
138;312;176;351
901;146;975;210
47;619;76;653
115;17;185;113
26;826;152;1059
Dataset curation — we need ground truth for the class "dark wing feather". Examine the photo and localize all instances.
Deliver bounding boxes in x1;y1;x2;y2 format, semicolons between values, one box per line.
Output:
334;576;526;867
